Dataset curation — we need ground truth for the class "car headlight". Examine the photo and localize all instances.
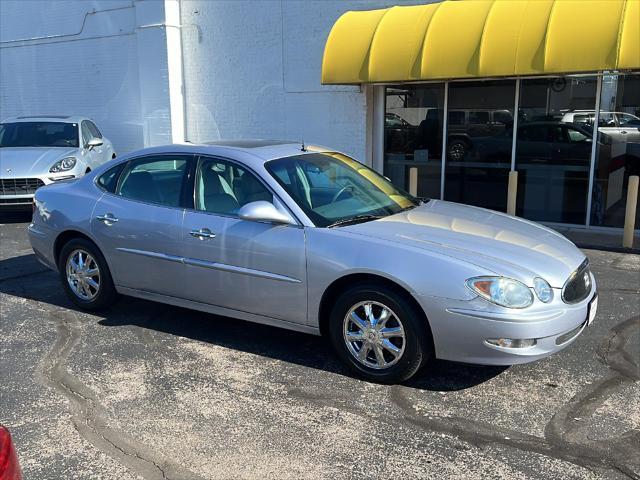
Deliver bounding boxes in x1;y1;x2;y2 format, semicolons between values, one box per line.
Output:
466;276;533;309
50;157;77;173
533;277;553;303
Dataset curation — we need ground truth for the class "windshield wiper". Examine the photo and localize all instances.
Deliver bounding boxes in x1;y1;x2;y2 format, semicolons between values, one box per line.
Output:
327;214;384;228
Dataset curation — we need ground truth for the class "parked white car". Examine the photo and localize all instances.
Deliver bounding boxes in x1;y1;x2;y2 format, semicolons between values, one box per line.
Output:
561;110;640;143
0;116;116;208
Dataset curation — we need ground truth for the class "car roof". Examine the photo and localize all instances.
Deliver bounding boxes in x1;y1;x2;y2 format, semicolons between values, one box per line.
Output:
522;121;578;127
118;141;334;164
1;115;86;124
565;110;633;116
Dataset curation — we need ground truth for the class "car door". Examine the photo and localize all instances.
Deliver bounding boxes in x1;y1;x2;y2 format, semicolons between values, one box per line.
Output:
91;154;192;296
182;156;307;324
554;125;592;166
616;113;640;143
516;124;553;164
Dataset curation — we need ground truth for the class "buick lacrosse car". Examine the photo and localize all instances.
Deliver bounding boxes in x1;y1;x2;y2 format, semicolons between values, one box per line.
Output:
0;116;115;208
28;141;597;382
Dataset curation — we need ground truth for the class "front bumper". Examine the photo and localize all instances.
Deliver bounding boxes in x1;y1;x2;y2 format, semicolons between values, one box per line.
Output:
418;281;597;365
0;196;34;209
0;174;76;208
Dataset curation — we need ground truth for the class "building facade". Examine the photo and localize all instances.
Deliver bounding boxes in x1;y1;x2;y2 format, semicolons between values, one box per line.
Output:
1;0;638;230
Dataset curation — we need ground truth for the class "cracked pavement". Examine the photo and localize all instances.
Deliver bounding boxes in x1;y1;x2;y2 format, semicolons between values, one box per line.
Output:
1;213;639;479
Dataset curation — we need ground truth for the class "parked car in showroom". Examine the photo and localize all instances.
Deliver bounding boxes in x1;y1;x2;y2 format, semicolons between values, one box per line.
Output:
470;121;597;165
28;141;597;383
0;116;115;209
561;110;640;144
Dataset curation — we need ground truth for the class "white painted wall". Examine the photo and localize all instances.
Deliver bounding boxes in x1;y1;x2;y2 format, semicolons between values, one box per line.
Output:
180;0;427;163
0;0;180;154
0;0;430;161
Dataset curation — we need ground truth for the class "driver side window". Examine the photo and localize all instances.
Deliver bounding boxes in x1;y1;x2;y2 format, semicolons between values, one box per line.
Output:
81;122;92;147
87;121;102;139
195;158;273;216
567;128;590;143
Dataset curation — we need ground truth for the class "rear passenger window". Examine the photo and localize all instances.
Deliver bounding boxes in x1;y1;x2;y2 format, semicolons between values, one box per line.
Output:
116;156;189;207
97;164;124;193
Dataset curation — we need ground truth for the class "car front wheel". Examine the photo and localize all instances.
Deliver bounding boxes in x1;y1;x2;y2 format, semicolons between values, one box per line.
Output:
58;238;118;310
329;284;432;383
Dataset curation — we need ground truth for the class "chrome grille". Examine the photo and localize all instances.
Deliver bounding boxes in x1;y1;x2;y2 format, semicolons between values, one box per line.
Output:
0;198;33;204
0;178;44;196
562;259;592;304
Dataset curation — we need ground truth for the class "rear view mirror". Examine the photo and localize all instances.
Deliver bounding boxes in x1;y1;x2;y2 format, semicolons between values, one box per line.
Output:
238;201;295;225
86;137;103;150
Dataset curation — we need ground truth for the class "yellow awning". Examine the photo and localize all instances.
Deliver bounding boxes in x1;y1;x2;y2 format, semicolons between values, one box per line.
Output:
321;0;640;84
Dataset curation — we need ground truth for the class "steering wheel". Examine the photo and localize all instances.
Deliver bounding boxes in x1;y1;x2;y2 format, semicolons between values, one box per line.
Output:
331;184;354;203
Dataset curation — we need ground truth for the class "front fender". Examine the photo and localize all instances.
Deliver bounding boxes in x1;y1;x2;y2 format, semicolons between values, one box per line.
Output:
305;228;490;328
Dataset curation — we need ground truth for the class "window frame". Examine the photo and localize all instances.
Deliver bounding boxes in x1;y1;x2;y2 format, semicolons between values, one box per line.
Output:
80;121;93;148
86;120;102;139
190;154;302;226
96;163;126;193
265;152;420;228
95;153;195;211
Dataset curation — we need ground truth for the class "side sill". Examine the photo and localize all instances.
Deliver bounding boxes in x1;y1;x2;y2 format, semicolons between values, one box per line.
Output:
116;285;321;336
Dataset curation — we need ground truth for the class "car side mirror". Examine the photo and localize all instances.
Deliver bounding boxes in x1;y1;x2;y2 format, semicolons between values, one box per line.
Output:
86;137;103;150
238;201;295;225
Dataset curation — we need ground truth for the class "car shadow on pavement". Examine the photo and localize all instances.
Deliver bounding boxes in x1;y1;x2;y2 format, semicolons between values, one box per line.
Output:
0;253;507;391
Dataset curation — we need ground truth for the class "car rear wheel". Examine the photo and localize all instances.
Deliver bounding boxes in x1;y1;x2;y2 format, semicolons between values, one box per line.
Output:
58;238;118;310
329;284;432;383
447;139;468;161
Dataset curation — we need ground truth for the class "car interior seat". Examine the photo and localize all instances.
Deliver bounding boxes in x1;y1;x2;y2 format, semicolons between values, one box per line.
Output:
200;166;240;214
238;173;272;205
119;171;161;204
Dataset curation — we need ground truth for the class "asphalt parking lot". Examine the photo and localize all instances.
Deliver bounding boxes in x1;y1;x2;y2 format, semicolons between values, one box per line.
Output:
1;212;639;480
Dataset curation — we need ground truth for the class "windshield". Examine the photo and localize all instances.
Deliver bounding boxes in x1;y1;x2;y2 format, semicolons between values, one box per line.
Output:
0;122;79;148
266;152;420;227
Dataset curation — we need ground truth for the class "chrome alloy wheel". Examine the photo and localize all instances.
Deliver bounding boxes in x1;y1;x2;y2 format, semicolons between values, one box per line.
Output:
66;249;101;301
343;301;406;370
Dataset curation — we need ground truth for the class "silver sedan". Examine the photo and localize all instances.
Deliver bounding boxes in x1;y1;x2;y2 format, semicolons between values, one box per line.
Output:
28;141;598;383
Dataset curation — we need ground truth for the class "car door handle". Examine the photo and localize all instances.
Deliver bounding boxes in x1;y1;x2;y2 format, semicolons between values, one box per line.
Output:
190;228;216;239
96;213;118;224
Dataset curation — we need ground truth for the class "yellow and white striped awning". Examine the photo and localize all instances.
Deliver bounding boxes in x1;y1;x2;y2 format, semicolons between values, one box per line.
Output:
321;0;640;84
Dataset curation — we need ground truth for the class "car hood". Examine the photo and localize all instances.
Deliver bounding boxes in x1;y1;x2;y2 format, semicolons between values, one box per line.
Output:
0;147;78;177
341;200;585;288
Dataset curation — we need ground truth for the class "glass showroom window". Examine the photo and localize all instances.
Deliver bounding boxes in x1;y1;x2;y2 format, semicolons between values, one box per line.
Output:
515;76;597;225
384;84;445;198
590;73;640;228
443;80;516;211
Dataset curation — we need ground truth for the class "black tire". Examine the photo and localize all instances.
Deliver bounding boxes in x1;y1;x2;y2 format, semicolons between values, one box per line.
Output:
328;284;432;383
58;238;119;310
447;139;469;161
